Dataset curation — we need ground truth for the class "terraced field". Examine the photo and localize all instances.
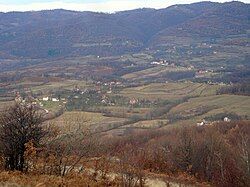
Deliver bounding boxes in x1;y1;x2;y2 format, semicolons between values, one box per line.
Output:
122;119;168;129
122;66;190;81
102;106;151;118
30;80;87;94
0;79;87;96
119;82;220;100
170;94;250;118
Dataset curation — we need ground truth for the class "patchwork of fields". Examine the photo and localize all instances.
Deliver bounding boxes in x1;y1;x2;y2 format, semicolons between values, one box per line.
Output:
43;81;250;135
0;52;249;137
119;82;220;100
1;74;249;136
50;111;128;134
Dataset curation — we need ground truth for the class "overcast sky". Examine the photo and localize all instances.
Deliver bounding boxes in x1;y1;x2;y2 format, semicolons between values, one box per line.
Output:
0;0;249;12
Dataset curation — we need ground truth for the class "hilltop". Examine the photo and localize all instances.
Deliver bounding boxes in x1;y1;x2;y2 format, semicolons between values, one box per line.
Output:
0;1;249;59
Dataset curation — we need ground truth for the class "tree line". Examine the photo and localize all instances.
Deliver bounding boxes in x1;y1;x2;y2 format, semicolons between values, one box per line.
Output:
217;83;250;96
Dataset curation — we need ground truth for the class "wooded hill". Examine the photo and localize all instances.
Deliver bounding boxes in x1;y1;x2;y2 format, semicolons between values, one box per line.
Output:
0;1;249;58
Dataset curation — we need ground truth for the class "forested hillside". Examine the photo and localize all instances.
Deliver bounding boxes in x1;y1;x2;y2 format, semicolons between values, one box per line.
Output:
0;1;249;58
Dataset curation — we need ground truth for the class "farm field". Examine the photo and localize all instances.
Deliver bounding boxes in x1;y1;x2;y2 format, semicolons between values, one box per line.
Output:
14;80;86;94
0;49;249;137
50;111;128;134
46;81;249;134
116;94;250;131
119;82;220;100
1;68;249;136
122;119;168;129
122;65;191;81
30;80;87;94
169;94;250;119
101;106;151;118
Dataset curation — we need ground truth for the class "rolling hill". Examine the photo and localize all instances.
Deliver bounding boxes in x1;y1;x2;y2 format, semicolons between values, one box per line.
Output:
0;1;249;59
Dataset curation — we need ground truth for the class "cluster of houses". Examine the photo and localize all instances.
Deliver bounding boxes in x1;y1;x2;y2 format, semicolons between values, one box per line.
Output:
43;97;58;102
73;82;123;96
151;60;197;72
197;119;209;126
207;81;228;86
100;96;140;107
150;60;176;67
101;95;115;106
96;81;122;86
74;85;99;95
15;91;66;105
42;96;66;103
129;98;139;106
197;117;231;126
195;69;213;78
14;92;49;113
97;81;124;94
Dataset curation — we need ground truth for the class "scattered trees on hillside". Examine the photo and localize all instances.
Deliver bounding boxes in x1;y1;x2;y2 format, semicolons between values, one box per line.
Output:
0;103;249;186
41;131;99;176
106;121;250;186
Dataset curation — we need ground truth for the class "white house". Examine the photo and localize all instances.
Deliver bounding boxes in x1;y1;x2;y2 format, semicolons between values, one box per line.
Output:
197;119;207;126
151;61;160;65
52;98;59;102
42;97;49;101
197;121;205;126
101;99;107;104
224;117;231;122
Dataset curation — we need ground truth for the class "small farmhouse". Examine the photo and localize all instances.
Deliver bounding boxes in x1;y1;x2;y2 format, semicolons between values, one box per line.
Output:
43;97;49;101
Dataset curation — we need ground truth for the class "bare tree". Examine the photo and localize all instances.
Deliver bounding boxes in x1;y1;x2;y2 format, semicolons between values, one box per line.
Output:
0;104;46;171
173;128;194;172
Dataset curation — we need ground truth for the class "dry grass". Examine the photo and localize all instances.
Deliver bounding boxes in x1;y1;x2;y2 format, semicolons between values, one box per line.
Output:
122;119;168;129
0;171;111;187
0;101;14;113
122;66;188;80
119;82;219;100
170;94;250;117
49;111;127;134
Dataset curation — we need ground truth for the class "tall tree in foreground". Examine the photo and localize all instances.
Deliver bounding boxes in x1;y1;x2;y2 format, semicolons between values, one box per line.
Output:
0;104;45;171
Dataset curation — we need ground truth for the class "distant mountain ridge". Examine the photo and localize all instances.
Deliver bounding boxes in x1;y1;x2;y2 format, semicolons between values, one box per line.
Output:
0;1;249;59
